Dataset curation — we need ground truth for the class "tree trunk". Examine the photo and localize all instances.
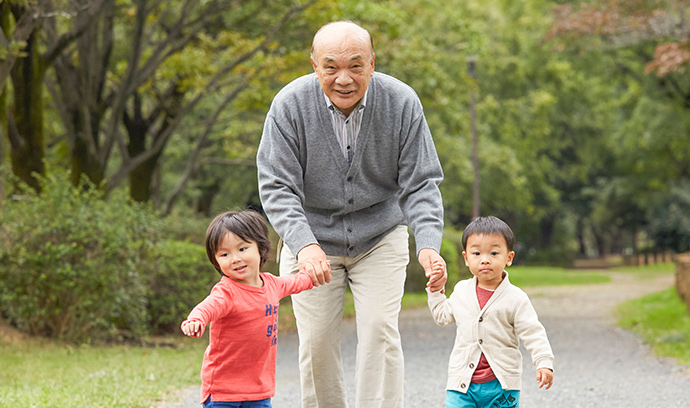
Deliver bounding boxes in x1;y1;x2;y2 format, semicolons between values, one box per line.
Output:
194;180;221;217
70;134;104;188
8;31;45;193
593;231;606;257
1;3;8;198
0;91;5;203
539;215;555;249
577;232;587;256
123;90;181;203
129;155;161;202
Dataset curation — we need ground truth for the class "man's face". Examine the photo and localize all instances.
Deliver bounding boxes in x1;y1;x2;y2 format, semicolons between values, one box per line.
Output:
311;34;374;117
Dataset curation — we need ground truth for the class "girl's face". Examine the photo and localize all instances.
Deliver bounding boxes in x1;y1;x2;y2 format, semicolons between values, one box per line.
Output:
462;233;515;290
214;231;263;287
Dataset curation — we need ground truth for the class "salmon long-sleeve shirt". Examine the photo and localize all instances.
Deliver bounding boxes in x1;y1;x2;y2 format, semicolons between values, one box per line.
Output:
183;272;313;403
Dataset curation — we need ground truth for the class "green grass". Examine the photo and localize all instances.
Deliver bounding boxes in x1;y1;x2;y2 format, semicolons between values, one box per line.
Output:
279;290;429;330
401;291;430;309
617;287;690;366
0;335;205;407
609;262;675;277
506;265;611;287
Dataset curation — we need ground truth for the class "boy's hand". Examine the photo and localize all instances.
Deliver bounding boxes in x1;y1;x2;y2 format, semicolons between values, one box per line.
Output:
181;320;203;338
429;259;446;293
536;368;553;389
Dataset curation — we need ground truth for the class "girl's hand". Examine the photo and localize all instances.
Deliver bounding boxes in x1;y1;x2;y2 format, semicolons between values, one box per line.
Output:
537;368;554;390
181;320;203;338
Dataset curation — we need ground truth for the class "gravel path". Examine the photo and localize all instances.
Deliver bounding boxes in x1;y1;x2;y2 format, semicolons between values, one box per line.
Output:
157;272;690;407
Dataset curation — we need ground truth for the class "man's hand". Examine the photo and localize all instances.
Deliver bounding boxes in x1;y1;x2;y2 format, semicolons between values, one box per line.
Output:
297;244;332;286
418;248;447;292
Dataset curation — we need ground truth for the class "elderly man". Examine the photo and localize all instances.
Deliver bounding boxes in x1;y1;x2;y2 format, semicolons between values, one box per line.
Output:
257;21;447;408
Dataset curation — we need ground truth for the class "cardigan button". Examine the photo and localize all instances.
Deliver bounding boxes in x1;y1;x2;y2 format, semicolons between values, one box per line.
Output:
478;339;483;344
478;316;483;322
348;198;354;204
469;363;475;369
460;383;466;389
347;176;353;182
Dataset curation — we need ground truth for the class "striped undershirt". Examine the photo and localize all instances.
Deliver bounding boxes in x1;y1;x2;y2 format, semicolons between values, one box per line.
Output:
323;90;369;166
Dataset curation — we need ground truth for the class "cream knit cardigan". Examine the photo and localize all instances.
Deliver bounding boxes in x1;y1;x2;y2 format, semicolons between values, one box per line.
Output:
427;272;554;393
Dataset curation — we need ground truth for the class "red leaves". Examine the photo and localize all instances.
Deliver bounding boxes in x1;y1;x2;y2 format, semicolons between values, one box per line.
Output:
548;0;690;76
645;42;690;76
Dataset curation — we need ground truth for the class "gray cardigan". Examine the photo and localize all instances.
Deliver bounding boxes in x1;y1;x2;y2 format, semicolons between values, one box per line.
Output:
257;72;444;258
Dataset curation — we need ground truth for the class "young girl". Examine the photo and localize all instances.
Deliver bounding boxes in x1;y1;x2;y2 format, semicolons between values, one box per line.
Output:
181;210;315;408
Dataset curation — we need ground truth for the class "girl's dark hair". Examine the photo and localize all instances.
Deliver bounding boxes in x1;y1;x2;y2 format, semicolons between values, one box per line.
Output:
205;210;271;275
461;216;515;251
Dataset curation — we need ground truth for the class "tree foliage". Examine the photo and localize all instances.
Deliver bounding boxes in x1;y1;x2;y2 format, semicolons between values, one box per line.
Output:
3;0;690;341
2;0;689;263
547;0;690;254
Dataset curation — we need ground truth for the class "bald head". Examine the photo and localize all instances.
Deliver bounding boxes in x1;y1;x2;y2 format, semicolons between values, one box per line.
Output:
311;21;374;63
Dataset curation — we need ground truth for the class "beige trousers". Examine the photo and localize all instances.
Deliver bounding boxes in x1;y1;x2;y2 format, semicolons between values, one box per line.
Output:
280;225;410;408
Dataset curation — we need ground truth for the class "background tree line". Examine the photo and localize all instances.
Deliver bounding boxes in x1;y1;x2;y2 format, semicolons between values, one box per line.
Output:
1;0;690;342
3;0;689;257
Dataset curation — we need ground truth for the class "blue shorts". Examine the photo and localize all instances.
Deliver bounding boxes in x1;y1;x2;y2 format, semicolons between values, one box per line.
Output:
202;396;272;408
446;379;520;408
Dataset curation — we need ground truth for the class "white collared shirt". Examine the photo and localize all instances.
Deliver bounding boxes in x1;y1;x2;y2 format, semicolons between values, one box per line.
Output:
323;90;368;165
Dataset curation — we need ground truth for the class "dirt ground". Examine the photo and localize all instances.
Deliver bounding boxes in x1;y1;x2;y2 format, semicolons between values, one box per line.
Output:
525;271;677;321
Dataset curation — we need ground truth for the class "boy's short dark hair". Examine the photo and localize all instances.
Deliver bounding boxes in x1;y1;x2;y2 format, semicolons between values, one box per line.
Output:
205;210;271;276
461;216;514;251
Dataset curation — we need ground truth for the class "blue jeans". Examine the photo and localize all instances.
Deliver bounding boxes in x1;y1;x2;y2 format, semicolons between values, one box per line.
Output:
446;379;520;408
202;396;272;408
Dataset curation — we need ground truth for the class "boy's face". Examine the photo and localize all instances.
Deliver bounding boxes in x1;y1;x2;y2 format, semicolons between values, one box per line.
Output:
462;233;515;290
214;231;263;287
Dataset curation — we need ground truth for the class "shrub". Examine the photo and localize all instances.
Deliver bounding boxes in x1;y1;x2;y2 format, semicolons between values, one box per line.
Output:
441;238;463;289
160;206;209;244
0;172;160;343
442;226;472;286
145;239;218;334
405;229;465;293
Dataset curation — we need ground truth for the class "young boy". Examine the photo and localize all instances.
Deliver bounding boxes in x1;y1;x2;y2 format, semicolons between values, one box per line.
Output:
427;216;554;408
181;210;316;408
